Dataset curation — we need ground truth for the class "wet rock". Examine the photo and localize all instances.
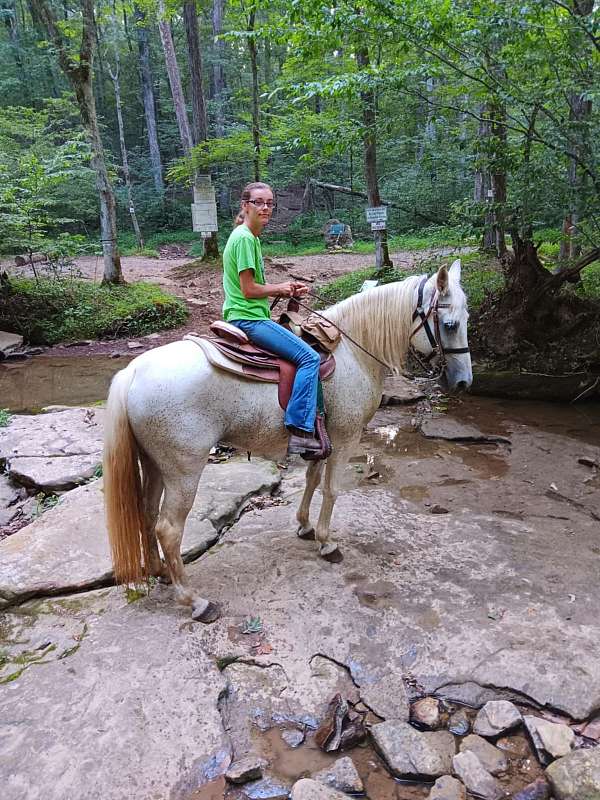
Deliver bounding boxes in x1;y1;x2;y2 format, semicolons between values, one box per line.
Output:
281;728;305;748
452;751;505;800
314;694;366;752
473;701;522;737
578;457;599;469
0;457;280;608
411;697;442;729
430;504;449;515
428;775;466;800
545;747;600;799
244;777;290;800
0;408;104;492
459;734;509;776
513;777;551;800
523;716;574;764
448;709;471;736
380;375;426;406
579;716;600;741
291;778;348;800
226;757;267;784
496;734;532;758
313;756;364;793
371;720;455;779
419;417;510;445
0;331;23;356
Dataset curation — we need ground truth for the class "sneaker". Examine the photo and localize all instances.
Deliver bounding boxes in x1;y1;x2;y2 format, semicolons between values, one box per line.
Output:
287;431;322;455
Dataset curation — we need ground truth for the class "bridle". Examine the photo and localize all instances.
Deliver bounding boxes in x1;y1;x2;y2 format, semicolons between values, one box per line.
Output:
409;275;470;377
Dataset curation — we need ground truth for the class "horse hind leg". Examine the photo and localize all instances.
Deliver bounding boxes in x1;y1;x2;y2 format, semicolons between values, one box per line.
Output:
154;472;220;623
139;452;167;582
296;460;325;541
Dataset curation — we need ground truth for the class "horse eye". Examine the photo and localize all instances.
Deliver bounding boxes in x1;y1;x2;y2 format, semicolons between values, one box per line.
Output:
444;320;459;332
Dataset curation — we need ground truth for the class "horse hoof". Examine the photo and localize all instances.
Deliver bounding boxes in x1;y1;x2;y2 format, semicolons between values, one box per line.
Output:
192;601;221;624
297;525;315;541
320;544;343;563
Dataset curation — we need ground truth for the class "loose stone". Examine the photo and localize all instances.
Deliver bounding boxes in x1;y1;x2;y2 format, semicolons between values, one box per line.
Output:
496;735;532;758
313;756;364;794
243;777;290;800
523;716;574;764
291;777;351;800
545;747;600;799
513;777;551;800
371;720;455;779
281;728;305;748
226;757;268;785
459;734;509;776
411;697;442;729
448;709;471;736
452;751;506;800
473;701;522;737
428;774;466;799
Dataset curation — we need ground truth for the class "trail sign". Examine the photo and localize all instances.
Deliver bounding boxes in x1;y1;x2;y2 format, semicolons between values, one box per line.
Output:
371;220;386;231
365;206;388;223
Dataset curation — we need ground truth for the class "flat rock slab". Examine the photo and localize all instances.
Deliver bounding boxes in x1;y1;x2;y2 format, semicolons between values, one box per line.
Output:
419;416;510;445
380;375;426;405
0;408;105;491
0;590;231;800
0;457;280;609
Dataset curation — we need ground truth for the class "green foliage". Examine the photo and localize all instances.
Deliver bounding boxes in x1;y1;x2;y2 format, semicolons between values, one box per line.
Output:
0;278;187;345
0;409;11;427
33;493;60;518
318;251;504;310
578;263;600;300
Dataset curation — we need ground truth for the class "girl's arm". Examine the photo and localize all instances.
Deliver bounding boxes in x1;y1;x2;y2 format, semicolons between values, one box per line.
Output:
239;269;308;300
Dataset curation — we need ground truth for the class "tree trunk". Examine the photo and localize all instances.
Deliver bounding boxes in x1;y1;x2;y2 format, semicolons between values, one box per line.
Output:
108;18;144;249
211;0;226;137
559;0;594;262
158;0;193;155
183;0;218;258
247;5;260;182
355;46;392;271
183;0;208;145
30;0;123;284
474;106;495;250
134;6;164;193
490;96;507;258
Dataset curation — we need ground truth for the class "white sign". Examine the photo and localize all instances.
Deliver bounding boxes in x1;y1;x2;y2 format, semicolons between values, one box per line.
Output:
360;279;380;292
371;220;386;231
365;206;388;223
192;175;218;233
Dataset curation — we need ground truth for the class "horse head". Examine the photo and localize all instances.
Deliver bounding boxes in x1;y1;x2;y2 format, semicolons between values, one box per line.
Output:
410;259;473;393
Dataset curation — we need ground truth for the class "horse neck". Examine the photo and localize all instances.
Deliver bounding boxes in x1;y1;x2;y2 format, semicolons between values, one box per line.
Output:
325;277;421;373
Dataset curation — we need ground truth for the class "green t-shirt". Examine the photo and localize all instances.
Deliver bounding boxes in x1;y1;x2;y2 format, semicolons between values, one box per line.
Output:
222;224;270;321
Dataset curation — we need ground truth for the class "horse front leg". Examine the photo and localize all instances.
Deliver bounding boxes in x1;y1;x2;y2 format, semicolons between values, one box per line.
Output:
296;460;325;540
314;446;353;563
154;474;220;623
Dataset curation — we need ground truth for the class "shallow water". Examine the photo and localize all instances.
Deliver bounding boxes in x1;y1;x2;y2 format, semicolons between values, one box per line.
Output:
0;354;133;411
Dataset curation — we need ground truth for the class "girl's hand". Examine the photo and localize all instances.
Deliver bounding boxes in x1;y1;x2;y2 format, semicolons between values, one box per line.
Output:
276;281;308;297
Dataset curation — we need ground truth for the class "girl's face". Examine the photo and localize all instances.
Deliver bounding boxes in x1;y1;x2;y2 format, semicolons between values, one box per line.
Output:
243;187;274;228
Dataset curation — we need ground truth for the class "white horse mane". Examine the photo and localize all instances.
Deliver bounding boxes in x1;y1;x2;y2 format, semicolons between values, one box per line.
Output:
324;275;422;371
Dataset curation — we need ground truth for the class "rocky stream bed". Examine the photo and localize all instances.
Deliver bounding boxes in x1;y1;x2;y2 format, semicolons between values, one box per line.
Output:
1;376;600;800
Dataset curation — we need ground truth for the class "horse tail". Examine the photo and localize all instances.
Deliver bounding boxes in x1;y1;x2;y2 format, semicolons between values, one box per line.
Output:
103;365;150;585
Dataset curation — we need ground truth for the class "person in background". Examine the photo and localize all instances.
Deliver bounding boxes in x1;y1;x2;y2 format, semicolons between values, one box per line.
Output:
222;181;322;456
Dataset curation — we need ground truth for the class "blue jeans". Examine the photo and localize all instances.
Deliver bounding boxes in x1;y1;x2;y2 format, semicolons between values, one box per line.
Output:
232;319;320;432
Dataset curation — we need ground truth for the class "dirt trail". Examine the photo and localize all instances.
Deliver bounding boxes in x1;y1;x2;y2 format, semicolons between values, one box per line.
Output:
27;245;465;359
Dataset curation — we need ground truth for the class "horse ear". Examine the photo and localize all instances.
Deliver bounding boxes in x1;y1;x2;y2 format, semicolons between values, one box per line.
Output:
449;258;461;282
436;264;449;295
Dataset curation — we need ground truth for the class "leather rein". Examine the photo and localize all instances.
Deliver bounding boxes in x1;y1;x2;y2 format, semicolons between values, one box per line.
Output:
409;275;470;377
273;275;469;376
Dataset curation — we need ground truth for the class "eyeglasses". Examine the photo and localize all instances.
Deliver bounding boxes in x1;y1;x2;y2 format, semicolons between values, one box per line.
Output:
246;199;276;209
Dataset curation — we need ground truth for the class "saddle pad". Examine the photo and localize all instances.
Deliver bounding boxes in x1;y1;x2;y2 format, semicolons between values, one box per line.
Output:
184;335;280;383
